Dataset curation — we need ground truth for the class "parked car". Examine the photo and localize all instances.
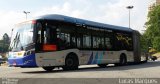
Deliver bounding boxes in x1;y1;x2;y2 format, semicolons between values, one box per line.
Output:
151;56;157;61
0;55;4;66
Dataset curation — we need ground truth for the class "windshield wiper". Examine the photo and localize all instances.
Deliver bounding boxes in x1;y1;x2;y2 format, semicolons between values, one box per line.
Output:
16;33;24;50
9;33;18;51
10;33;24;51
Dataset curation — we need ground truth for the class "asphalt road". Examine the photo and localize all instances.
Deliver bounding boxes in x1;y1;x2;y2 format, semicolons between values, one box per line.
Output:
0;61;160;78
0;61;160;84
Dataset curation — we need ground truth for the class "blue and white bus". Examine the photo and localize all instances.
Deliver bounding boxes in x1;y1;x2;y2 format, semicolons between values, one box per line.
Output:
8;14;142;71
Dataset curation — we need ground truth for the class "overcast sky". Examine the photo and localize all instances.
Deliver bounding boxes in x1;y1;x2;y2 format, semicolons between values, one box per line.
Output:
0;0;154;39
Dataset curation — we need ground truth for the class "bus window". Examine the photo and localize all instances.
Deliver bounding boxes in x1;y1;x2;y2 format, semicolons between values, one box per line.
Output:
70;34;76;48
58;32;70;48
83;35;91;48
99;37;104;49
105;37;112;49
37;23;42;44
44;24;57;44
56;27;71;50
93;36;100;49
115;32;133;51
77;34;83;48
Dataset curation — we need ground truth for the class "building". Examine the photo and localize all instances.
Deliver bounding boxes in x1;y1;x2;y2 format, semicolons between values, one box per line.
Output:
149;0;160;11
157;0;160;4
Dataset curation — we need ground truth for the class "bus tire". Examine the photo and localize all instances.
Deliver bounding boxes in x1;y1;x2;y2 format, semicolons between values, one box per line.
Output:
115;54;127;66
97;64;108;68
63;53;79;71
42;66;55;72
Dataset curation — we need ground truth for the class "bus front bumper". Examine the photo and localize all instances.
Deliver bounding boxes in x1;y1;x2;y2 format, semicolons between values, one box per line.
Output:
8;54;38;67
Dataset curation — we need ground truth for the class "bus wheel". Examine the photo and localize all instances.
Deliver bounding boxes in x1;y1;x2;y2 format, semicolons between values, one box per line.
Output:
42;66;55;71
97;64;108;68
63;54;79;71
115;54;127;66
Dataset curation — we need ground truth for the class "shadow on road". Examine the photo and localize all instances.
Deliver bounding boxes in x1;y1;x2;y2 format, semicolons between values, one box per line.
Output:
22;61;160;74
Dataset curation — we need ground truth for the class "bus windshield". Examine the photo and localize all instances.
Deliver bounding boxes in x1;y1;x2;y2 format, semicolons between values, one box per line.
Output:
10;22;34;52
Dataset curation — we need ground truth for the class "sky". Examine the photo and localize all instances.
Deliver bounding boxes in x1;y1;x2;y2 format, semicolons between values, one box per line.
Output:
0;0;154;39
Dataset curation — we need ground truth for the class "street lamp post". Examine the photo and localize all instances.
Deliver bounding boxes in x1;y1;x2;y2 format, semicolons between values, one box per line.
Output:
23;11;30;20
126;6;134;28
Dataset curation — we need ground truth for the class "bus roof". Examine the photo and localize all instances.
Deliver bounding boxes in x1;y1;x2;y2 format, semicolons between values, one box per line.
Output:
36;14;133;32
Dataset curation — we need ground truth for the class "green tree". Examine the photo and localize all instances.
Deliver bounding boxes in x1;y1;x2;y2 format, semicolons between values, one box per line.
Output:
140;34;149;52
145;5;160;51
153;37;160;51
0;33;10;53
3;33;10;44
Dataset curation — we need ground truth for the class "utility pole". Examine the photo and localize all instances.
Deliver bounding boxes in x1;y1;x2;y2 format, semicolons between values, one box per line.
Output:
126;6;134;28
23;11;30;20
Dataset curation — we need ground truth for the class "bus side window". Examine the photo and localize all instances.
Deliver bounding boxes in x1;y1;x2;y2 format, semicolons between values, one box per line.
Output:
71;36;76;48
105;37;112;50
44;26;56;44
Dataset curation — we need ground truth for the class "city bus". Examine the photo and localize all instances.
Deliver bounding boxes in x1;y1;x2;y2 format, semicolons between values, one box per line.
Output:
8;14;142;71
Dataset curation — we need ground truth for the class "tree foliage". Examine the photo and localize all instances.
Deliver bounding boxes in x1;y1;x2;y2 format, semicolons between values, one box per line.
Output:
144;5;160;51
0;33;10;53
3;33;10;44
140;34;149;52
153;37;160;51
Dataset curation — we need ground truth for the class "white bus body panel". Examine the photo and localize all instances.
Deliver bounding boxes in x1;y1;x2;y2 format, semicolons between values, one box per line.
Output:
35;49;134;67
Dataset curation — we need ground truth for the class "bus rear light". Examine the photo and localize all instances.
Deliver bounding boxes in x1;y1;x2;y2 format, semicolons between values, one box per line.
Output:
43;44;57;51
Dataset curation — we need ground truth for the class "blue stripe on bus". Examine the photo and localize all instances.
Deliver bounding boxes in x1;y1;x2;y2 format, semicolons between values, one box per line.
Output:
98;52;103;64
87;52;93;64
8;54;37;67
93;52;98;64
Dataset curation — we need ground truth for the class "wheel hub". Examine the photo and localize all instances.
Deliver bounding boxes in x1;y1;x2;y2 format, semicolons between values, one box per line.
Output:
66;59;74;66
